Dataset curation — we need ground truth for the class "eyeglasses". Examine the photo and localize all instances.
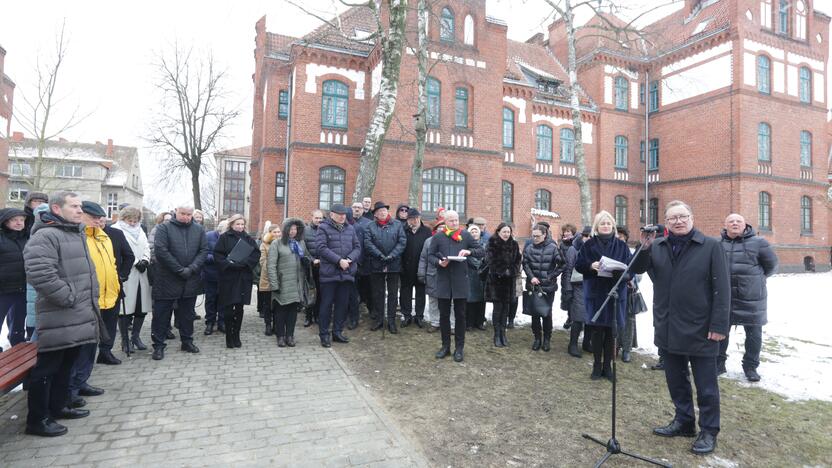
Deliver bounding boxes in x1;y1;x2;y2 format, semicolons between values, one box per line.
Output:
399;208;408;212
665;214;691;223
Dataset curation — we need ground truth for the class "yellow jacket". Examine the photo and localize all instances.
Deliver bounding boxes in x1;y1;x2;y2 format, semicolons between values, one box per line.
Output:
85;226;120;310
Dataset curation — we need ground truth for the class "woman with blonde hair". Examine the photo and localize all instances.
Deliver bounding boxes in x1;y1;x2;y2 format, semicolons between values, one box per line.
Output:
111;206;153;352
258;223;282;336
214;214;260;348
575;210;632;380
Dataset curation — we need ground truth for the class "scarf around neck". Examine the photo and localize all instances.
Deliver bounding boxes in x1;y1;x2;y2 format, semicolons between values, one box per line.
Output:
289;239;304;258
115;220;142;242
443;226;463;242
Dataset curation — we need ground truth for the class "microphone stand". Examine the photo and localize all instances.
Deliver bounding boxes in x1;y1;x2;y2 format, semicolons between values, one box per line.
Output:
582;242;670;468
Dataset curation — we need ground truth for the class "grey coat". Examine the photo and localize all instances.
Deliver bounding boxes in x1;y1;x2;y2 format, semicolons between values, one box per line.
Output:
417;236;437;296
24;212;100;352
268;218;308;306
632;229;731;357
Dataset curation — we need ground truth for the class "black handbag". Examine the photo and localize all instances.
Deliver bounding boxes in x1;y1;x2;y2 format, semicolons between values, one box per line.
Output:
522;285;551;317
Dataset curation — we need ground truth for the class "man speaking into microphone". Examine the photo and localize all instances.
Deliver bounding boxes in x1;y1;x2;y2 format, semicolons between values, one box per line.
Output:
632;200;730;455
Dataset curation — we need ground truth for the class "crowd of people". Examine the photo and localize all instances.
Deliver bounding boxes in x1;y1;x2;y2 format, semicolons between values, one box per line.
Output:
1;191;780;455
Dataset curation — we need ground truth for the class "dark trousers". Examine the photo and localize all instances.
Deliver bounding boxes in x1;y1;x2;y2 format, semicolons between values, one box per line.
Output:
531;315;553;337
438;298;466;349
151;297;197;349
274;301;298;337
357;274;373;313
348;283;360;324
0;292;27;347
99;306;119;351
662;350;720;434
719;325;762;370
27;345;81;425
399;275;425;319
204;280;222;325
588;325;614;367
466;301;485;327
319;281;351;337
312;266;321;321
68;342;97;398
223;304;244;346
257;290;271;322
370;273;399;323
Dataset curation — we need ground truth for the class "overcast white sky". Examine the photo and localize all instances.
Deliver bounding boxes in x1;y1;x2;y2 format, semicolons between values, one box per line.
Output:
2;0;830;208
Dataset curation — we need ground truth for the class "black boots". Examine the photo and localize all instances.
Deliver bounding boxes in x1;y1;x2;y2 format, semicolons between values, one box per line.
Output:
542;332;551;352
492;308;507;347
435;345;451;359
204;322;214;336
591;361;603;380
531;335;541;351
743;366;761;382
453;346;464;362
96;349;121;365
494;326;503;348
264;312;273;336
119;316;133;355
568;325;582;357
131;315;148;350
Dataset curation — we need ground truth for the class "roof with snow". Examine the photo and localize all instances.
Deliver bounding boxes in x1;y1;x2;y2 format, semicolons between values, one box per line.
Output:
640;0;731;55
505;39;593;107
215;145;251;159
267;33;296;59
295;6;377;56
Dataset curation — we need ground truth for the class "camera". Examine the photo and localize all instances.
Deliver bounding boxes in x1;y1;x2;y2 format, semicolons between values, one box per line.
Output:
640;225;660;233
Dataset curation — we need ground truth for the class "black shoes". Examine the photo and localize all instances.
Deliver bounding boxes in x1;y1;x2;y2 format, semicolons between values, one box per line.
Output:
622;351;631;363
69;396;87;409
320;335;332;348
347;320;358;330
435;346;451;359
96;350;122;365
743;366;761;382
78;385;104;397
413;317;423;328
387;322;398;334
265;323;274;336
500;329;509;347
401;317;412;328
55;407;90;420
25;418;67;437
532;338;541;351
132;336;148;351
286;336;296;347
152;347;165;360
651;357;665;371
333;332;350;343
602;364;613;382
277;336;287;348
493;329;503;348
542;336;551;352
217;323;226;334
165;329;176;340
303;316;313;328
204;323;214;336
653;419;697;438
453;347;464;362
691;431;717;455
370;321;385;331
181;342;200;353
591;362;603;380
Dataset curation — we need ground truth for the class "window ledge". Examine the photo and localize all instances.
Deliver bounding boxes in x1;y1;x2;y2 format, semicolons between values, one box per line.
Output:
800;232;813;237
560;160;575;165
758;228;773;235
321;125;348;131
454;126;473;133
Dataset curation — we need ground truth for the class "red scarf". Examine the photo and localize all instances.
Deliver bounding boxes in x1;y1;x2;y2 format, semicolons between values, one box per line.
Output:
377;215;392;226
443;226;463;242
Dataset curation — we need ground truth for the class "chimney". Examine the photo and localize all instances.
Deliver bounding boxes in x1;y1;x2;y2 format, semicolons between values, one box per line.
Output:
106;138;113;156
11;131;23;142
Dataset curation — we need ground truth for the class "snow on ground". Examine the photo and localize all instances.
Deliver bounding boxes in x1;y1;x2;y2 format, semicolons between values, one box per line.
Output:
512;271;832;402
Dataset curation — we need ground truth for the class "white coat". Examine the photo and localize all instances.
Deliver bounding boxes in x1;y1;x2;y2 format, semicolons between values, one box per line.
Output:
111;221;152;315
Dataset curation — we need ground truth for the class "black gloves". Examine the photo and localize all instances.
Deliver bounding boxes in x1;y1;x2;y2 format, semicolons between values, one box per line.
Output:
135;260;149;273
179;267;192;279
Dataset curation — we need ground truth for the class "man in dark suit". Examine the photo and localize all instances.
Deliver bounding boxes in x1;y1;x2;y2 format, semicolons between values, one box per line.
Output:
633;200;730;455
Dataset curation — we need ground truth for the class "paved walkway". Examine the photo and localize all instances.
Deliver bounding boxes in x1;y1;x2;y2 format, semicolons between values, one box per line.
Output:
0;305;428;467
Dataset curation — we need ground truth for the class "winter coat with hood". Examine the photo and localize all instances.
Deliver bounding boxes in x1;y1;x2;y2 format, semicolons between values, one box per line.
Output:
306;222;321;260
258;231;277;291
24;211;100;352
364;216;406;273
214;227;260;307
575;234;632;328
720;224;778;326
22;192;48;237
267;218;310;305
428;228;484;300
315;217;361;283
202;229;221;283
522;237;565;295
0;208;29;295
485;235;522;303
110;220;151;315
631;228;731;357
152;218;210;300
401;221;432;281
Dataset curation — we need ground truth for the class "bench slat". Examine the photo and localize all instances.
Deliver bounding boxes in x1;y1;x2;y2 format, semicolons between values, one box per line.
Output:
0;343;38;394
0;345;38;371
0;356;37;393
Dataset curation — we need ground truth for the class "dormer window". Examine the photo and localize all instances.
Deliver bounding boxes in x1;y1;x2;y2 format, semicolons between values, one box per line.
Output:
537;79;558;94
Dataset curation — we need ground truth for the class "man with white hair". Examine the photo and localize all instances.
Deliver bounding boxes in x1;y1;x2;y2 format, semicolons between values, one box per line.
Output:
150;204;210;360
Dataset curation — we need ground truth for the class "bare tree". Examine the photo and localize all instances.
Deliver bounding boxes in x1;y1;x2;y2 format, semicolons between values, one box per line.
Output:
13;21;89;193
288;0;409;202
406;0;429;207
148;43;239;210
542;0;679;225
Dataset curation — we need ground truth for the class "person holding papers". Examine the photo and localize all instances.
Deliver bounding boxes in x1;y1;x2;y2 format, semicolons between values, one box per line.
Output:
575;211;632;381
214;214;260;349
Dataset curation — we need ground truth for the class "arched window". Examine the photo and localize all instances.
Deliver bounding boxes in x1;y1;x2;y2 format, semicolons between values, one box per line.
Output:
800;195;812;233
795;0;807;40
799;66;811;103
614;76;629;110
757;55;771;94
440;7;455;42
427;77;440;127
502;107;514;148
502;181;513;223
800;130;812;167
534;189;551;211
422;167;466;217
614;135;628;169
615;195;628;227
560;128;575;162
536;125;553;161
758;192;771;231
779;0;789;35
463;15;474;45
455;87;469;127
318;166;346;210
321;80;348;128
758;122;771;161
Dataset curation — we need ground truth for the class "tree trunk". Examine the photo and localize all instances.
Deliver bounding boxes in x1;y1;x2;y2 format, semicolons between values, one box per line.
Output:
352;0;408;202
407;0;428;208
565;0;593;226
190;169;202;210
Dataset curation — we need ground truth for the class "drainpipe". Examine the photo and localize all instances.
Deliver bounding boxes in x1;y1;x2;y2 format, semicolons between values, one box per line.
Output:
283;69;293;221
644;70;650;222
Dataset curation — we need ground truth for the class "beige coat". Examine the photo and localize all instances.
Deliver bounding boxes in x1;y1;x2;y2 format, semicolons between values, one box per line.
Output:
258;232;276;290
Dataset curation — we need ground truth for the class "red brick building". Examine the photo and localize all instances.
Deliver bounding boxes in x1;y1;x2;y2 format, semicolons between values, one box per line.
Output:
0;45;15;208
250;0;832;271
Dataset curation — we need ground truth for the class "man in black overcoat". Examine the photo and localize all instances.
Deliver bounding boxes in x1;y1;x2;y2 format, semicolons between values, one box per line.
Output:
632;200;730;455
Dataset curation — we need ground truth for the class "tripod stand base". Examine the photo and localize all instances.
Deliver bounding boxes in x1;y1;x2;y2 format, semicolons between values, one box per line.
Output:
582;433;671;468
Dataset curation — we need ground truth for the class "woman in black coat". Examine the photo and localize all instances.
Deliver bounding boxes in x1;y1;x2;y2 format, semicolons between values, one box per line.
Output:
0;208;29;348
465;225;486;331
214;214;260;348
575;211;632;380
485;223;522;348
522;223;564;352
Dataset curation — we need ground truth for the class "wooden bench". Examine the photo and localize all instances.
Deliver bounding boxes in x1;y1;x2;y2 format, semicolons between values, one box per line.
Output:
0;342;38;394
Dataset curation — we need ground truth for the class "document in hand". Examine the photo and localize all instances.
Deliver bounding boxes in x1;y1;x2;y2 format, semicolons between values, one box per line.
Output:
598;256;627;278
227;239;255;264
